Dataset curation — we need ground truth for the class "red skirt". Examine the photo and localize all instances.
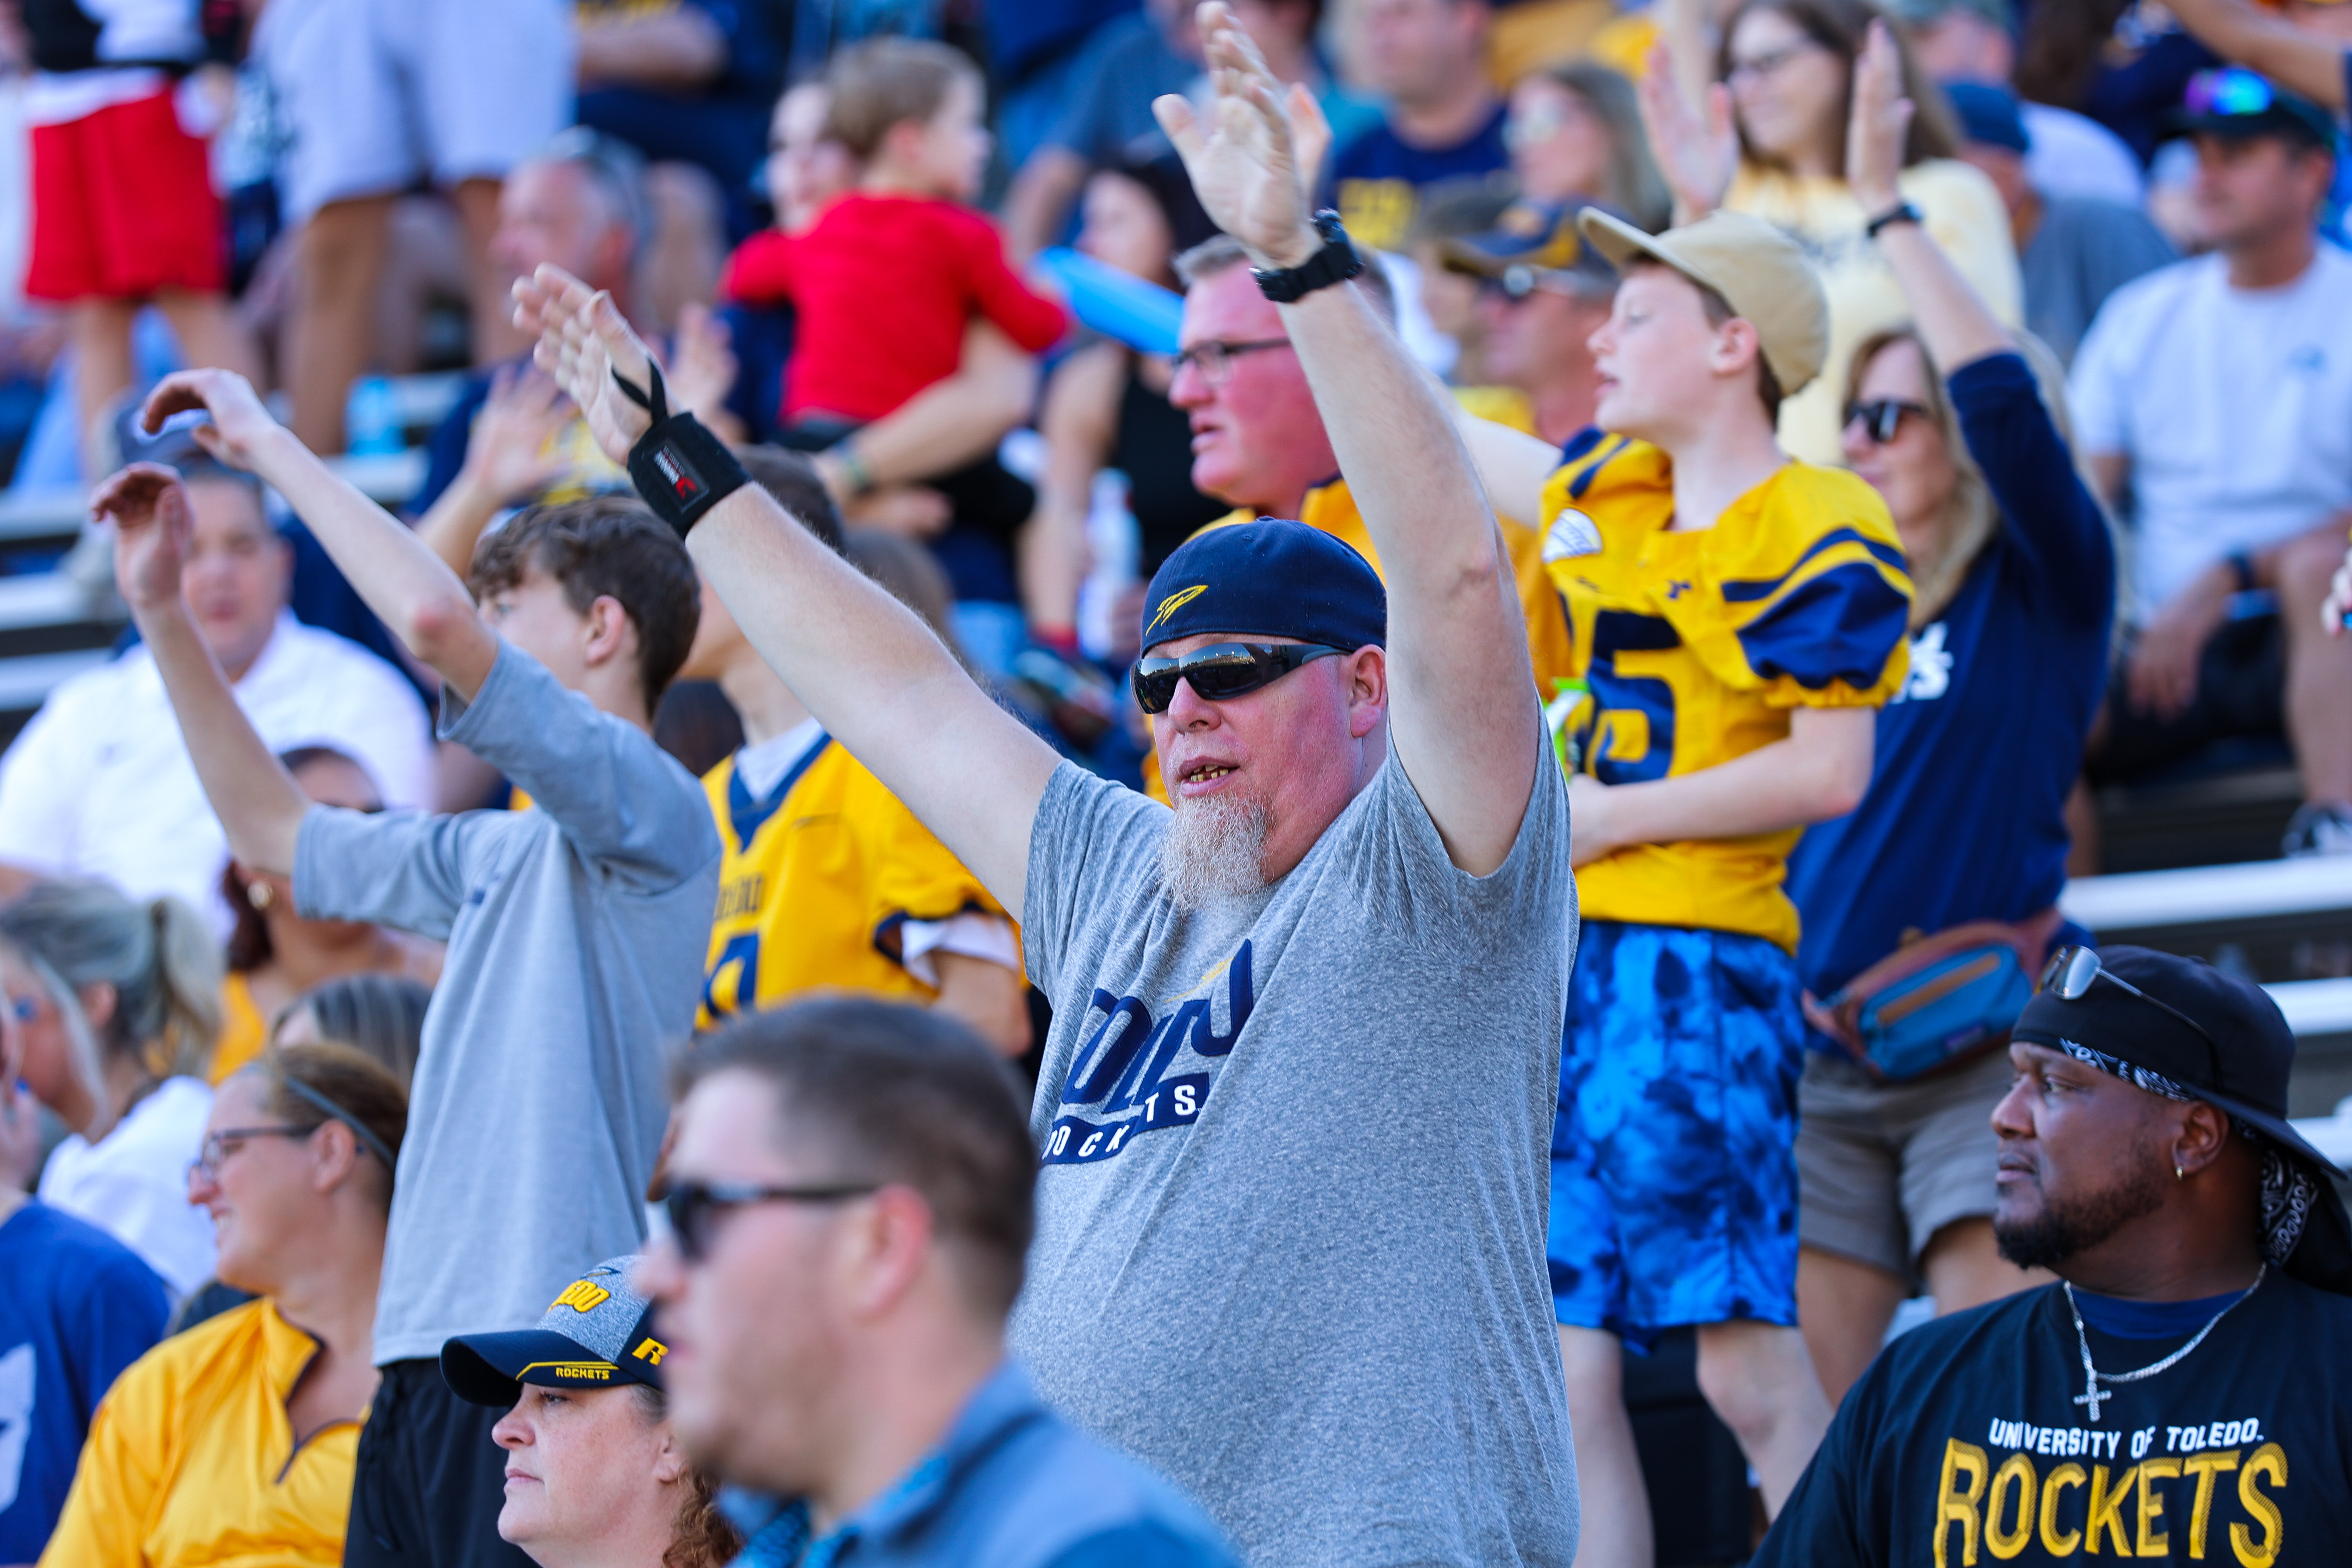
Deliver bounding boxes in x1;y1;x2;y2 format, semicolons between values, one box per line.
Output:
26;87;227;303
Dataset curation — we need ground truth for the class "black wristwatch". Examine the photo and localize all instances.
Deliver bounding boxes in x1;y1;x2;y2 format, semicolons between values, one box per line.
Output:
1865;200;1923;239
1252;210;1365;304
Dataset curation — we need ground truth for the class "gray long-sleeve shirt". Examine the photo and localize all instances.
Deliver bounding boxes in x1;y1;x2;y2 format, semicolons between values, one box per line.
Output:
295;640;719;1363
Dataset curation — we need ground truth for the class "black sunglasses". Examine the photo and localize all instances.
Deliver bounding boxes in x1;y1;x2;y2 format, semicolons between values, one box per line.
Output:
1843;398;1930;445
2037;946;2226;1072
664;1177;879;1265
1130;642;1346;715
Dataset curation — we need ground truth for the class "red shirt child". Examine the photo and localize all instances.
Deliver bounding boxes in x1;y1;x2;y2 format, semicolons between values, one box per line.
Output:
721;45;1066;428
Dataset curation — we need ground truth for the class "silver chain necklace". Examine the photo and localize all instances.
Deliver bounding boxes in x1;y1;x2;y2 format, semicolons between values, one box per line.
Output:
2063;1264;2266;1423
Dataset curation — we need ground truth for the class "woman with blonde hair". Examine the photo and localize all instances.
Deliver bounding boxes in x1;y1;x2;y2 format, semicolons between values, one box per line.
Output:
40;1043;407;1568
0;878;221;1296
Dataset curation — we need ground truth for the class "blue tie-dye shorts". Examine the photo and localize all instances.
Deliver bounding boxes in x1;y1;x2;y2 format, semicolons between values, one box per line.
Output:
1547;919;1805;1348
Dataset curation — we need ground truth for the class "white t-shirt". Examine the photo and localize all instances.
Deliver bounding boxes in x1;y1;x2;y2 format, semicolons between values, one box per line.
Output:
38;1075;216;1300
0;612;435;928
2069;247;2352;614
2021;103;2144;207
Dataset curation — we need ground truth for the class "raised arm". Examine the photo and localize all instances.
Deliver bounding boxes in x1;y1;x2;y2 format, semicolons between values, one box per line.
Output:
136;371;501;701
92;465;310;875
1155;3;1538;873
2166;0;2347;111
1452;409;1563;532
1847;22;2010;374
514;271;1062;916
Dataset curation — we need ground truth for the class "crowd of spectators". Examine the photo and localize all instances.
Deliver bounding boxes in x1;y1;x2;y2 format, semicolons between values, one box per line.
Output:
4;0;2352;1565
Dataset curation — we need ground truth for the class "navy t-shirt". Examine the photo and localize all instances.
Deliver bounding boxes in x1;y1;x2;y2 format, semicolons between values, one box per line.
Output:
1786;352;2113;1020
1323;102;1509;252
0;1201;170;1562
1754;1273;2352;1566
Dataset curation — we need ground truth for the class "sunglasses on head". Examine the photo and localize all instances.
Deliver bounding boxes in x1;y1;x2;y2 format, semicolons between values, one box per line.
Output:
2185;66;2280;119
1130;642;1347;715
2037;945;2226;1072
1843;398;1930;445
663;1177;878;1265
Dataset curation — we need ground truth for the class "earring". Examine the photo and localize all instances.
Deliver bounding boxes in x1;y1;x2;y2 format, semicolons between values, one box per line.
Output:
2175;1158;2186;1182
246;880;274;912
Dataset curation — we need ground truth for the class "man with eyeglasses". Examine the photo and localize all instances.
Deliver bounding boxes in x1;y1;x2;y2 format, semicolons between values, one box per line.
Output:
2067;66;2352;858
634;998;1240;1566
1753;944;2352;1566
512;7;1578;1559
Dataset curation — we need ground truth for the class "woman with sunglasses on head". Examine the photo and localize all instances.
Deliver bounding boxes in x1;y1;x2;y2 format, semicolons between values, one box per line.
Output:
1781;23;2116;1411
0;879;222;1300
1508;59;1674;235
211;747;441;1085
39;1043;406;1568
1640;0;2022;463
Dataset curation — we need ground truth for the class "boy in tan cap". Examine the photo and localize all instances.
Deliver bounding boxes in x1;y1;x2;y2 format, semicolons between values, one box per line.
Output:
1468;206;1916;1559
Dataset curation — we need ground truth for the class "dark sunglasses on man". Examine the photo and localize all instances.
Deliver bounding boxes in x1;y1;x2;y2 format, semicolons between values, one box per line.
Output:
1842;398;1929;445
662;1177;880;1265
1130;641;1347;715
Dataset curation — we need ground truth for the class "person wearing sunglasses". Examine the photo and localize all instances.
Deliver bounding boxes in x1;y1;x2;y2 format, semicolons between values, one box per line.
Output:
634;998;1237;1568
1781;21;2117;1409
441;1258;738;1568
512;10;1579;1559
2068;64;2352;858
1754;945;2352;1567
40;1043;407;1568
1441;199;1622;447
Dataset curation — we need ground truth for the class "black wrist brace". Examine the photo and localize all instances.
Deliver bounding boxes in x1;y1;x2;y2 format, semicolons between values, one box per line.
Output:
616;360;747;538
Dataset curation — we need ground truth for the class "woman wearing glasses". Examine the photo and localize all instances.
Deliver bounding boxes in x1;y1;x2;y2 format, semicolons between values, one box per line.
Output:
211;747;440;1085
0;878;222;1298
1641;0;2022;462
1783;24;2116;1408
39;1042;406;1568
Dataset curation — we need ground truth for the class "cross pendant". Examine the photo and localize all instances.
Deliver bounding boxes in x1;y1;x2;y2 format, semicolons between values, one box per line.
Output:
2073;1380;2106;1422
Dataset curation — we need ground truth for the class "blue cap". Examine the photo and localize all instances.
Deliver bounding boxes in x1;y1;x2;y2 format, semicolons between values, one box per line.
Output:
1441;199;1621;297
1945;82;2030;155
1139;520;1386;654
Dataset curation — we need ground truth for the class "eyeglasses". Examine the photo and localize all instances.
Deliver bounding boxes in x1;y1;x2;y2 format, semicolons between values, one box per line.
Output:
663;1177;879;1265
1131;642;1346;714
1843;398;1930;445
2037;946;2226;1070
2185;66;2279;119
1727;38;1823;86
1171;338;1292;387
187;1124;315;1183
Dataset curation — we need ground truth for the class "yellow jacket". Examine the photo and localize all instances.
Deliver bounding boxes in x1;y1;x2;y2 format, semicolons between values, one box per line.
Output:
40;1299;362;1568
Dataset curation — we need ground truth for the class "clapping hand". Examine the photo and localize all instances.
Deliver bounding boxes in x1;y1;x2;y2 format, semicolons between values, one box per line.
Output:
512;265;660;466
1846;20;1911;216
458;365;572;503
1637;42;1737;223
92;462;197;615
665;301;740;428
1153;3;1321;270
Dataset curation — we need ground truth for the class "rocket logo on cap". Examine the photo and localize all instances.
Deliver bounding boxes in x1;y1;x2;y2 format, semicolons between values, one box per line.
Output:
1145;585;1207;639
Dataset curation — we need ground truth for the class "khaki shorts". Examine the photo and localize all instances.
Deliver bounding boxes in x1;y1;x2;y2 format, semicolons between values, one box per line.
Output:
1795;1047;2013;1281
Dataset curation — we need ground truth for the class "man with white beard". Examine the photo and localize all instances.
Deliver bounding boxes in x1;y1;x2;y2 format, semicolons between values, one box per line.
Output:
508;7;1578;1560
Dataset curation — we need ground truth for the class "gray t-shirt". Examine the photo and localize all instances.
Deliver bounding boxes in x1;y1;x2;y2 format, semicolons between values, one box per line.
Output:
1011;746;1579;1567
2021;194;2176;367
295;641;720;1363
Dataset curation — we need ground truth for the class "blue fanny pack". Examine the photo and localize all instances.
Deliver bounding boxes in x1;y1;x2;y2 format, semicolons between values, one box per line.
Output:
1802;910;2066;1082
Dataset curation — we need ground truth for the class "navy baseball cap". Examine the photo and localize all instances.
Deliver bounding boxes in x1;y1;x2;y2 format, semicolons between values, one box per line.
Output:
2014;946;2352;1294
1945;82;2030;155
1441;199;1621;299
2171;67;2335;149
441;1257;669;1406
1139;519;1386;655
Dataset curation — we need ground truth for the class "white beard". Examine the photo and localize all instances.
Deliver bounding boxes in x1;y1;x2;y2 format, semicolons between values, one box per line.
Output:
1158;790;1270;911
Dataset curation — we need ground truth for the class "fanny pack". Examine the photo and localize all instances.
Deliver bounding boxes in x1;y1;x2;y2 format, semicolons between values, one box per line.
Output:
1802;909;2066;1083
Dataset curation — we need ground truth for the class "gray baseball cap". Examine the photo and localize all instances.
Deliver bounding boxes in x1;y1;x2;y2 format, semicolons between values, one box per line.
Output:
440;1256;668;1406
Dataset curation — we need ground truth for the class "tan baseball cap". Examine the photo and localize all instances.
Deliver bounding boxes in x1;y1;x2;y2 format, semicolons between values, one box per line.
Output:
1576;208;1829;396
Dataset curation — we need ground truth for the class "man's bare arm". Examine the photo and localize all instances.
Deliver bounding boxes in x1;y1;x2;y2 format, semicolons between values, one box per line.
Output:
1157;6;1539;873
515;271;1062;915
2167;0;2347;111
576;8;726;89
1452;411;1561;534
139;371;500;701
93;466;310;874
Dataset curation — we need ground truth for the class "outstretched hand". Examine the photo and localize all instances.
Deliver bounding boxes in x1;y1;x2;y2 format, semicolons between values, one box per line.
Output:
1846;20;1911;214
1638;42;1737;222
512;265;657;466
1153;3;1318;268
137;369;283;472
92;462;196;614
459;365;573;502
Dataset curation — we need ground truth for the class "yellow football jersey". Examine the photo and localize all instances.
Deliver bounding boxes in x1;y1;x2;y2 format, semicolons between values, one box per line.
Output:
698;737;1013;1027
1541;433;1912;952
1147;457;1575;802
